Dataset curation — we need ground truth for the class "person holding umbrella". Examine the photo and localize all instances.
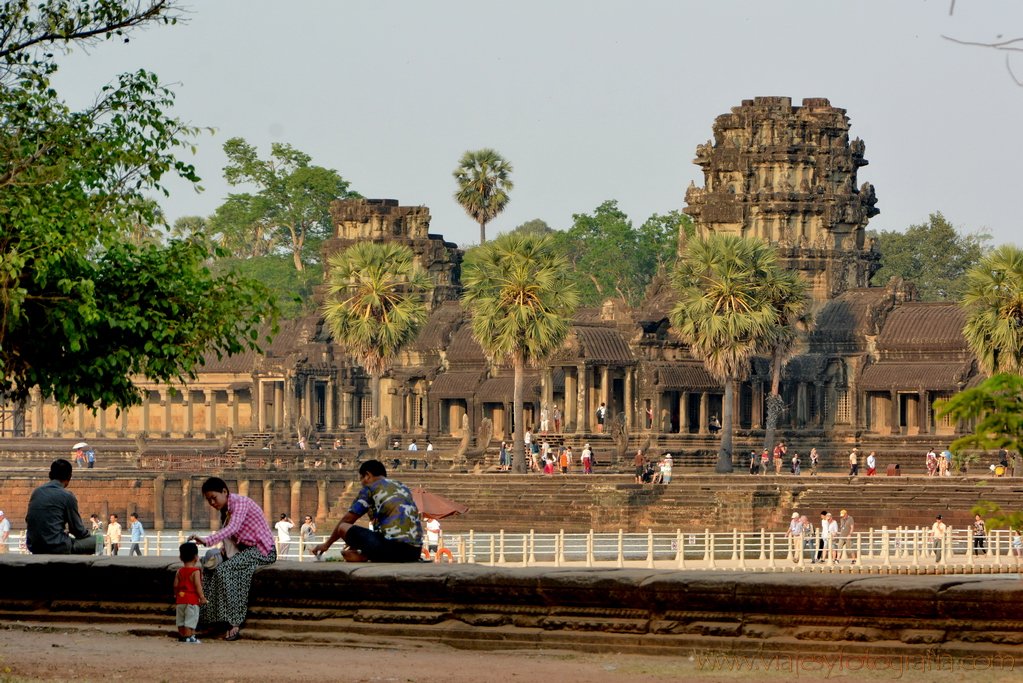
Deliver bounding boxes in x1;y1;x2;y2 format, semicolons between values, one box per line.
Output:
311;459;423;563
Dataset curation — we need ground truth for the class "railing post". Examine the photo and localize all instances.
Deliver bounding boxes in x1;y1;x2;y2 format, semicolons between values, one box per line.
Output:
489;533;496;566
882;526;891;568
758;528;767;562
705;528;715;568
557;529;565;566
522;533;529;567
458;536;466;564
156;531;162;557
468;530;476;564
968;528;976;567
498;529;506;565
738;532;746;569
676;529;686;569
768;531;776;569
586;530;594;568
528;529;536;565
868;527;875;559
912;526;921;567
730;529;739;562
616;529;624;568
646;529;655;568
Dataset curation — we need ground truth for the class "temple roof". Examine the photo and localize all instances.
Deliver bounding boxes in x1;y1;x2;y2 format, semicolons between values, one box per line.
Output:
654;362;720;390
859;361;974;391
875;303;968;352
572;325;635;363
413;301;464;353
427;370;482;398
477;373;542;402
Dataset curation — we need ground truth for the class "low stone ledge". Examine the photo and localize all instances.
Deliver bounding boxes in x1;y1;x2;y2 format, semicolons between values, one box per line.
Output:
1;556;1022;657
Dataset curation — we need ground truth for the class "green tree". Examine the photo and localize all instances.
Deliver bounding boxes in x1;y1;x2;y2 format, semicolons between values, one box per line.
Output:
507;218;555;236
461;233;580;472
453;148;513;244
761;268;813;451
323;242;433;419
219;137;358;271
213;256;322;320
0;0;275;409
670;235;781;473
557;202;690;306
960;244;1023;375
870;212;990;301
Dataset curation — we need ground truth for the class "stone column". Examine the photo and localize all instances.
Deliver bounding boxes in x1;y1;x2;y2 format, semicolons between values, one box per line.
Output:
698;392;709;435
161;389;172;438
316;479;328;525
180;479;192;531
290;479;302;522
325;378;335;431
917;390;929;435
182;391;193;438
341;387;353;429
204;389;216;437
541;368;554;415
153;475;166;531
254;380;265;432
679;393;689;434
303;376;314;427
226;389;239;433
564;368;577;432
237;479;250;499
30;386;43;437
140;391;151;436
74;404;85;437
96;404;107;437
53;403;63;437
624;367;634;430
576;364;588;433
119;406;128;438
274;381;285;433
751;381;764;430
262;480;273;524
889;390;900;435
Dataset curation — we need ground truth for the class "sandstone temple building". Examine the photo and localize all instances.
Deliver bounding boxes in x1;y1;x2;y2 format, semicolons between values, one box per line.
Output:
3;97;981;454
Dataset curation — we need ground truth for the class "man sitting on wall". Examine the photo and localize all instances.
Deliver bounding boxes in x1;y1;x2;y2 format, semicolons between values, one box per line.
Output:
25;459;96;555
310;459;423;563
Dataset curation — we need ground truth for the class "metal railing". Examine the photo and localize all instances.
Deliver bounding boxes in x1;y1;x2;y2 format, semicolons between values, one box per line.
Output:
3;526;1020;570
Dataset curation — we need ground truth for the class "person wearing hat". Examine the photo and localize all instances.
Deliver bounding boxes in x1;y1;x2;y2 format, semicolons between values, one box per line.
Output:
581;443;593;474
0;510;9;554
785;512;803;563
25;459;96;554
837;509;856;564
72;442;87;468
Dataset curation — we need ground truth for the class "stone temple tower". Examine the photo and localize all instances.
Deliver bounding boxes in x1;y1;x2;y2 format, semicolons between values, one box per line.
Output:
684;97;880;303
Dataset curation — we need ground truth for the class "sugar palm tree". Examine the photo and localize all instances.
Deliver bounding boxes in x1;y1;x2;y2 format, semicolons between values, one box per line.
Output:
323;242;433;420
453;148;513;244
461;232;579;472
669;234;780;473
961;244;1023;375
761;267;813;451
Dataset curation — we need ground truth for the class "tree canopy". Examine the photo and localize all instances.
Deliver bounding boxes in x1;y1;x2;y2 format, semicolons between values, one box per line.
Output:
547;201;691;307
960;244;1023;375
0;0;276;409
453;148;513;244
216;137;358;271
869;212;990;301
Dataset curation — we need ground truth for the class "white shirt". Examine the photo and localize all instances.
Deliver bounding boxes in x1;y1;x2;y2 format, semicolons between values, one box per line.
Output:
275;519;293;542
866;454;876;468
408;443;418;451
425;518;441;545
0;517;9;540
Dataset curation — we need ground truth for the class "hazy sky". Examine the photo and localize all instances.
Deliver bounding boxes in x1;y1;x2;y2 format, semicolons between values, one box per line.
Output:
54;0;1023;248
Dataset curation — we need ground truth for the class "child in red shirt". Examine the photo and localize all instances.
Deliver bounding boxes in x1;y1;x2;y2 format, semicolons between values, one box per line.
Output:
174;542;207;643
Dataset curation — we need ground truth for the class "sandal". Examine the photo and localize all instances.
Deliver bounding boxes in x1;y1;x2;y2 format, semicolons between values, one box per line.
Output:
224;627;241;641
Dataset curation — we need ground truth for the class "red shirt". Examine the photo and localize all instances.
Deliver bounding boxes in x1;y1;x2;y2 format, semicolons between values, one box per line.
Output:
176;566;202;605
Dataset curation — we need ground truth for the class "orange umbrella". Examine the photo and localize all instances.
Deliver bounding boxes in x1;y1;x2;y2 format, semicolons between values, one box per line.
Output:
411;487;469;519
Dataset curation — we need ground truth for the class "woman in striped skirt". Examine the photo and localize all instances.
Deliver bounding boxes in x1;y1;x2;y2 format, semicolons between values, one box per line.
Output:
188;477;276;641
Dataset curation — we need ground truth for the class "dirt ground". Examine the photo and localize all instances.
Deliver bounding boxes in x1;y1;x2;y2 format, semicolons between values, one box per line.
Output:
0;623;1019;683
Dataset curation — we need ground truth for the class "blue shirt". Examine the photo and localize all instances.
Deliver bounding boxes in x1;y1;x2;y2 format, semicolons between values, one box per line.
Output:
348;478;423;547
130;520;144;542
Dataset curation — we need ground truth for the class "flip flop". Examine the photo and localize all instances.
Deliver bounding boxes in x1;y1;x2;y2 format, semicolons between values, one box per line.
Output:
224;627;241;641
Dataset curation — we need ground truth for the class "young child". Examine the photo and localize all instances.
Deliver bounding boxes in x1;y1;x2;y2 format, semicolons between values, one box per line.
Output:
174;542;207;643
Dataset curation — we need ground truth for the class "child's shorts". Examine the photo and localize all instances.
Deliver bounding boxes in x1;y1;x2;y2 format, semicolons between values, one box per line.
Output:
176;603;200;629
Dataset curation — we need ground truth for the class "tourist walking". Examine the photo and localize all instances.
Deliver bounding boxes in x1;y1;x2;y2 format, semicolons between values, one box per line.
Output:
786;512;803;562
749;451;758;475
0;510;9;554
553;405;562;433
274;514;293;557
129;512;144;556
866;451;877;476
596;402;607;433
931;514;947;562
848;448;859;476
581;443;593;474
539;404;550;434
189;476;277;641
791;452;801;476
634;450;645;484
107;514;122;555
972;514;987;555
760;449;770;475
300;515;317;545
809;447;820;476
925;448;938;476
773;443;784;475
837;509;856;563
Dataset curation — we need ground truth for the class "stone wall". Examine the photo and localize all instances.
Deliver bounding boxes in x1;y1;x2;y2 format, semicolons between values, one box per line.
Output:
1;556;1021;658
